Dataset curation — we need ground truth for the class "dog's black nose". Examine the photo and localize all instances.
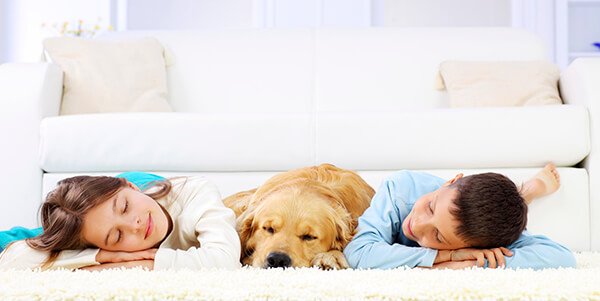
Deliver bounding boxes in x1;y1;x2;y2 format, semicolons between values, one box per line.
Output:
266;252;292;268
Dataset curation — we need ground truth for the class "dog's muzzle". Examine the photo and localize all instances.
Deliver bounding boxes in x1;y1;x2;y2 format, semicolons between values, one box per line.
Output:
266;252;292;268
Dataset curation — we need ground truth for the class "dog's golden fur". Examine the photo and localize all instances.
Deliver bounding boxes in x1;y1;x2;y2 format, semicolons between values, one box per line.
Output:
223;164;374;269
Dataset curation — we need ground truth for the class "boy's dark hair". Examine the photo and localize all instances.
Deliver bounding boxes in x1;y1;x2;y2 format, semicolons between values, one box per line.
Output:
449;173;527;248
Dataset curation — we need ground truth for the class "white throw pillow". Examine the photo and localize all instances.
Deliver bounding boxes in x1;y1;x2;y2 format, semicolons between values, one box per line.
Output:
43;37;172;115
435;61;562;108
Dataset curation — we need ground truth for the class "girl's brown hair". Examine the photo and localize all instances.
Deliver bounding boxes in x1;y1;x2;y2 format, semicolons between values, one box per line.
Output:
24;175;171;268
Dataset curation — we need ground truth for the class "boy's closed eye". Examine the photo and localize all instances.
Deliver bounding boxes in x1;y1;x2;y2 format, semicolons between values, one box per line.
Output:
429;198;446;244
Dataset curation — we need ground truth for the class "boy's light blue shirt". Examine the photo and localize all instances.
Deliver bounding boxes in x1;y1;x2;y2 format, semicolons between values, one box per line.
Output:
343;170;577;270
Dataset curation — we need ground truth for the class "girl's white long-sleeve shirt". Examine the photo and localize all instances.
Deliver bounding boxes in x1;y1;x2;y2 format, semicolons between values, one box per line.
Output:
0;176;242;270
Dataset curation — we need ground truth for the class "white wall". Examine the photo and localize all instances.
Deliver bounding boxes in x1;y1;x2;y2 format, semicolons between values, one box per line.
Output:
383;0;511;27
381;0;558;64
0;1;559;65
125;0;514;29
1;0;111;63
0;0;538;63
512;0;556;64
0;2;6;62
0;0;15;64
253;0;375;28
126;0;253;30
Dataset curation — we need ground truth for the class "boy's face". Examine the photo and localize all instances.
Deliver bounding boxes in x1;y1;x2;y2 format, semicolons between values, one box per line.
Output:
401;174;470;250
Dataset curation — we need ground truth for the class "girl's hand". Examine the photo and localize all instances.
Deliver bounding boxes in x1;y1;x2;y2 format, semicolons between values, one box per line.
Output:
432;260;477;269
449;247;512;268
81;260;154;271
95;248;158;263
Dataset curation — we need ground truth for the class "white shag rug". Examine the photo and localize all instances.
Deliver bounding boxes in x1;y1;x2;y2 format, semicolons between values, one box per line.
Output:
1;252;599;300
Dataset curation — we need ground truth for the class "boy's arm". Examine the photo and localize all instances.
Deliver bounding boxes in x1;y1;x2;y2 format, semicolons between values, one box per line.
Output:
343;179;439;269
505;231;576;269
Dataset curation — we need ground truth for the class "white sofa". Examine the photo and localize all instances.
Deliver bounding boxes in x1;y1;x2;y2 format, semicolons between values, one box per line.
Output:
0;27;597;252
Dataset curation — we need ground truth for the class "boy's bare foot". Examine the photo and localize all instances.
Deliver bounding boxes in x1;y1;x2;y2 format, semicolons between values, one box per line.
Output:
520;163;561;204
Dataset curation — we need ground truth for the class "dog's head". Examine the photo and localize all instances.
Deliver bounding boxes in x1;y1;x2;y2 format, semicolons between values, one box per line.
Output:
237;179;355;268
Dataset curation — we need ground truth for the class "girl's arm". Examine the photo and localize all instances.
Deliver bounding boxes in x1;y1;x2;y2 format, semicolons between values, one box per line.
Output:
153;178;241;270
0;240;99;270
80;260;154;271
0;241;157;270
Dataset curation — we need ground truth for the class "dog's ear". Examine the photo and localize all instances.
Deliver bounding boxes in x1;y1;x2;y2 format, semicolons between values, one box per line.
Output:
237;206;256;262
331;208;355;251
312;184;356;251
223;188;257;217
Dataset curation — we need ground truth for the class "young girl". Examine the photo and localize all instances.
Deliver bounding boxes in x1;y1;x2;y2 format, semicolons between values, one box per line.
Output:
0;172;241;271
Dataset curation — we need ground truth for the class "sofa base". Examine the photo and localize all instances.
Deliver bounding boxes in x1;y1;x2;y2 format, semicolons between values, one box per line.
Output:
42;166;589;251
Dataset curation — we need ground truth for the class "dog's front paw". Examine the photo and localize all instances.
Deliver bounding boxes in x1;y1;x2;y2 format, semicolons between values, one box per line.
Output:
311;250;349;270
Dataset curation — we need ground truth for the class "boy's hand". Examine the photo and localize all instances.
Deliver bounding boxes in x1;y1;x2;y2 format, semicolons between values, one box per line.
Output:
95;249;157;263
450;247;512;268
432;260;477;269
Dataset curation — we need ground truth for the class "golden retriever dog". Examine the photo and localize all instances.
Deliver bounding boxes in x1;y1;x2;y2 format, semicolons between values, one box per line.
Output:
223;164;374;269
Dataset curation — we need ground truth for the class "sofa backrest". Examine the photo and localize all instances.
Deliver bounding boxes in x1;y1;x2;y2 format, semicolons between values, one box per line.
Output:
104;27;548;114
42;28;587;174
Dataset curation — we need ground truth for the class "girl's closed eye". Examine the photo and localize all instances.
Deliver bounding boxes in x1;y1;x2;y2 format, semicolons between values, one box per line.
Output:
123;199;128;214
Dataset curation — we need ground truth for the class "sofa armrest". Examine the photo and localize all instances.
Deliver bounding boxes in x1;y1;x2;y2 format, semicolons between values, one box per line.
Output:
560;58;600;106
0;63;63;228
559;57;600;250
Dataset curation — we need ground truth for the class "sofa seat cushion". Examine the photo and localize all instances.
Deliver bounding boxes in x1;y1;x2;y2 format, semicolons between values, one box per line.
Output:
317;104;589;170
40;113;313;172
40;105;589;172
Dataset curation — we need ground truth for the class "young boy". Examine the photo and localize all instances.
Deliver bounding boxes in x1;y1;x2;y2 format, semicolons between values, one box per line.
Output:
344;164;576;270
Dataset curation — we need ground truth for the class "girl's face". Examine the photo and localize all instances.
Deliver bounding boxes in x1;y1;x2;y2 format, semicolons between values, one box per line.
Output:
81;182;170;251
